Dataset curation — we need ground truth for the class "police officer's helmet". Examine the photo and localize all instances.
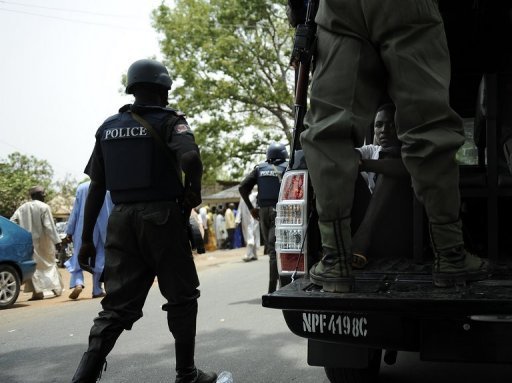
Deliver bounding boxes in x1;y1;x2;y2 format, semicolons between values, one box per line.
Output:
125;59;173;94
266;143;289;162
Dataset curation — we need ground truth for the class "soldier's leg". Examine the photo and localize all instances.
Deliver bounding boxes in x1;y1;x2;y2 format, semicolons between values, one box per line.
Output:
372;0;488;285
301;25;385;292
72;205;155;382
267;208;278;293
143;202;216;383
259;207;278;293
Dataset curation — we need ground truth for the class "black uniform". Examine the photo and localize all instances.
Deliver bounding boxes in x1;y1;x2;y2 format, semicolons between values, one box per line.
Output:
82;103;201;369
239;160;288;293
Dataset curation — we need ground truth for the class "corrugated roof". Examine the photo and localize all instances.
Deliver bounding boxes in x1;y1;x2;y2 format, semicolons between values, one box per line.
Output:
201;185;241;205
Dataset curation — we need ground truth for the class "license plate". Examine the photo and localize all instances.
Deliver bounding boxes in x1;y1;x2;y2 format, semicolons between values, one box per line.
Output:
302;312;368;338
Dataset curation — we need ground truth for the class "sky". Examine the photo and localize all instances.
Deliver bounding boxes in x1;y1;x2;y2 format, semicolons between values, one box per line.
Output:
0;0;169;182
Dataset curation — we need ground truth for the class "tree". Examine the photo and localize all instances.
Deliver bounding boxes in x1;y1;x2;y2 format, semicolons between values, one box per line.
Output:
153;0;294;182
0;152;80;218
0;152;54;217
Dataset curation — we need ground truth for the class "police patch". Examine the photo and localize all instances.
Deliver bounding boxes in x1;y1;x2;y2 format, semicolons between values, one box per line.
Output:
174;124;191;134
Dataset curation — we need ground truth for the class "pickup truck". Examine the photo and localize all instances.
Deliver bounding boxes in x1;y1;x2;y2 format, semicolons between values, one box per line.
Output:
262;4;512;383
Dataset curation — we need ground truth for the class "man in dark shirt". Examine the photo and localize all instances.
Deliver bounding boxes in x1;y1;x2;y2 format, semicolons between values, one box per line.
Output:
71;59;216;383
239;143;288;293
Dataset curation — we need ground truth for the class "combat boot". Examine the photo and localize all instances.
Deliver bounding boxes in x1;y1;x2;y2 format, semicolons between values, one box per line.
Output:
310;250;354;292
429;221;490;287
175;341;217;383
71;351;107;383
175;368;217;383
309;219;354;293
433;246;490;287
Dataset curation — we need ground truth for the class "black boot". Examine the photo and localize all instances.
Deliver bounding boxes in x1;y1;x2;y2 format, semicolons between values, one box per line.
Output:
175;368;217;383
71;351;107;383
175;342;217;383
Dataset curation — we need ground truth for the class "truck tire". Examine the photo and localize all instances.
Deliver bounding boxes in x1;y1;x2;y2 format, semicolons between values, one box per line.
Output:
0;265;21;309
324;349;382;383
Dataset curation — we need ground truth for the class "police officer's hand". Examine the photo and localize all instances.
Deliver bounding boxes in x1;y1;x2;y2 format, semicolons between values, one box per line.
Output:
184;188;202;213
78;241;96;274
250;208;260;220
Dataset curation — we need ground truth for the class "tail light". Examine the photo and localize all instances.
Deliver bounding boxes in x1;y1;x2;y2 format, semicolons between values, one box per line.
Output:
276;170;308;277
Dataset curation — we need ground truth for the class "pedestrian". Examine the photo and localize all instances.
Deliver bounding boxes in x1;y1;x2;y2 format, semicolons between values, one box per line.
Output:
65;181;113;300
204;206;217;252
70;59;216;383
288;0;489;292
10;186;64;300
235;187;260;262
198;206;209;245
239;143;288;293
224;203;236;249
214;205;227;249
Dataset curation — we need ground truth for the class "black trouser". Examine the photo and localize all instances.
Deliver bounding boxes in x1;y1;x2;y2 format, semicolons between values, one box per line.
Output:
259;206;278;293
226;228;235;249
85;201;200;357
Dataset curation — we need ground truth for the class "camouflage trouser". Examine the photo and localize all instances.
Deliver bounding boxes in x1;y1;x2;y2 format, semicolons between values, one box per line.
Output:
301;0;465;252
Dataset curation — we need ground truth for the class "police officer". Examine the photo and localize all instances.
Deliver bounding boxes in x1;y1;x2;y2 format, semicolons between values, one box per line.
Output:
287;0;489;292
239;143;289;293
71;59;217;383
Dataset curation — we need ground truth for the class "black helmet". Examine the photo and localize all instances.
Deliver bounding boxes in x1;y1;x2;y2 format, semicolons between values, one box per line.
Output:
125;59;173;94
266;142;289;162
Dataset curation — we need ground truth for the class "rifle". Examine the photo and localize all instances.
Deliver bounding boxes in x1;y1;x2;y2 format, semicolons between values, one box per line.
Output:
288;0;318;169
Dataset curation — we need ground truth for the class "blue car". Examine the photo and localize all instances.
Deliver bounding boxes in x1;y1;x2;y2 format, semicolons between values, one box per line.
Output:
0;215;36;308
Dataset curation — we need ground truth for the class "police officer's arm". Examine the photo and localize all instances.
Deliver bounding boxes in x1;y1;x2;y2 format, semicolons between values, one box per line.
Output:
238;167;258;210
181;150;203;207
79;138;106;273
81;181;106;243
167;118;203;209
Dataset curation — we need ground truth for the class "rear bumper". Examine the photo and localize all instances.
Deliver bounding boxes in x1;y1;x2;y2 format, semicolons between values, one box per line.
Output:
263;276;512;363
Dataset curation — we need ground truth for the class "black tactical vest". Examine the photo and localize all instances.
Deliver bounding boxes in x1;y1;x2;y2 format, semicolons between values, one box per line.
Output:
256;161;288;207
99;106;184;204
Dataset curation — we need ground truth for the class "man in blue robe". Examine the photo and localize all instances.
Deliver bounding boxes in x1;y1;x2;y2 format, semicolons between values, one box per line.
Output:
65;181;113;299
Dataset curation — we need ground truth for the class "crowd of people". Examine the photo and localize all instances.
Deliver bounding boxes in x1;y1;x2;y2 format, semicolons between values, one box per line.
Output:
9;184;268;303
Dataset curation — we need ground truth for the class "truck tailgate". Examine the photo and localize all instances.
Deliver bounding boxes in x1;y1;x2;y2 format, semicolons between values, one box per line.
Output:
263;273;512;316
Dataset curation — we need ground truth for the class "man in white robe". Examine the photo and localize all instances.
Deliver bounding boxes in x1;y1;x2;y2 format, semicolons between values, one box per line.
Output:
10;186;63;300
236;188;260;261
65;181;113;299
214;206;227;249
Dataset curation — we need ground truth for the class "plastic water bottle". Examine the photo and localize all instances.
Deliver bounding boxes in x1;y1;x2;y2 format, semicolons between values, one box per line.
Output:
216;371;233;383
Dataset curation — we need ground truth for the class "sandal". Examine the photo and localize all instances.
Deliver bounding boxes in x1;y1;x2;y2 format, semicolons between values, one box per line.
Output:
352;253;368;269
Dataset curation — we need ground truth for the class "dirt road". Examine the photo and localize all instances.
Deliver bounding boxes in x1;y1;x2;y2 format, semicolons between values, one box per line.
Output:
16;247;251;307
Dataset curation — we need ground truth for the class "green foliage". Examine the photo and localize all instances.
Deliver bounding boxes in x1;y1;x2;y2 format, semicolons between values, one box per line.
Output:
153;0;294;182
0;152;54;217
0;152;80;218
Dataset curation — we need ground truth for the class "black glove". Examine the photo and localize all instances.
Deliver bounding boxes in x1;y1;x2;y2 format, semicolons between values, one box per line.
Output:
183;188;201;215
78;241;96;274
287;0;307;27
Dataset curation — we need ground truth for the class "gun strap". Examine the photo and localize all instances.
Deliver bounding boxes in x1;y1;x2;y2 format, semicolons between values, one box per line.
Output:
130;111;184;188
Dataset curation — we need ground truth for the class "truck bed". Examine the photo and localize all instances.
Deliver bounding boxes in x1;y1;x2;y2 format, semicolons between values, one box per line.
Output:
263;257;512;315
